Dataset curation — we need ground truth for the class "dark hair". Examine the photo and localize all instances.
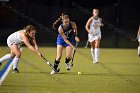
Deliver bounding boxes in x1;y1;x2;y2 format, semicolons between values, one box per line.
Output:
63;15;69;20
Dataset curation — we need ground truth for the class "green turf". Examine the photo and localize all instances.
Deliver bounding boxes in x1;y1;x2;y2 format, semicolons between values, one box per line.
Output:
0;47;140;93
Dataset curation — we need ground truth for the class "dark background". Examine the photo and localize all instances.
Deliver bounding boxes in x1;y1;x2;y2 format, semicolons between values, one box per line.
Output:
0;0;139;48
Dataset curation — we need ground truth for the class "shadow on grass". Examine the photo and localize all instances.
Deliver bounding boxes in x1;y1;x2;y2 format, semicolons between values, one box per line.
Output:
19;71;140;77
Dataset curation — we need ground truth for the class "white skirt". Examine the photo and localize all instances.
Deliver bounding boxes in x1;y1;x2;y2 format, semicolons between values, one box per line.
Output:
7;32;22;47
88;33;101;42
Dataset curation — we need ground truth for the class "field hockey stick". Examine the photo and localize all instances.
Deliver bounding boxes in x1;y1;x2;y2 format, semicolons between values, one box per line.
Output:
85;39;89;48
41;55;60;72
71;41;79;67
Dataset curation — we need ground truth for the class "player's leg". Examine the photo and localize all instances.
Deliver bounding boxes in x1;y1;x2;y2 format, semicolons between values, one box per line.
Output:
0;49;15;66
51;45;63;74
10;44;21;73
90;41;95;62
94;38;100;63
138;41;140;57
65;46;73;71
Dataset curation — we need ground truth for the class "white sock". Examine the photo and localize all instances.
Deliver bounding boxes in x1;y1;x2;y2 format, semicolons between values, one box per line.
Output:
94;48;99;62
13;57;19;69
0;54;11;63
91;48;95;59
138;46;140;55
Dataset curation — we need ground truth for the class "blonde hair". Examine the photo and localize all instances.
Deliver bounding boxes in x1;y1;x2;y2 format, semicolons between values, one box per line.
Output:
23;25;36;33
93;8;99;13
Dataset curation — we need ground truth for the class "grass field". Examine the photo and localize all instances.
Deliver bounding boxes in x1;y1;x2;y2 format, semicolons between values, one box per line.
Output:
0;47;140;93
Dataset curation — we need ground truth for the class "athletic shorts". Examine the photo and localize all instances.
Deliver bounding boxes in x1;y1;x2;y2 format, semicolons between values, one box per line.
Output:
7;37;21;48
56;37;74;47
88;33;101;42
7;32;23;47
7;37;23;51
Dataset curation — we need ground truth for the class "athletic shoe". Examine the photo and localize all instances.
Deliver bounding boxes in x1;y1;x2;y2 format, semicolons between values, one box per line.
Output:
0;63;1;66
93;60;99;64
12;68;19;73
65;63;71;71
50;68;60;74
50;70;56;74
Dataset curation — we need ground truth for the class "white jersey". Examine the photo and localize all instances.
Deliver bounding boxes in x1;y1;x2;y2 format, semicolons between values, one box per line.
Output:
7;30;25;47
90;17;101;35
88;17;102;42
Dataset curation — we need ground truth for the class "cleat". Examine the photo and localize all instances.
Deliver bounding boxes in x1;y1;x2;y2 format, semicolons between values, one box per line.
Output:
93;61;99;64
12;68;19;73
50;70;56;74
93;60;99;64
65;63;71;71
50;68;60;74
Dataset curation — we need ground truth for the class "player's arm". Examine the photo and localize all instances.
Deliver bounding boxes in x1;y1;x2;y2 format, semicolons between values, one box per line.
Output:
31;37;39;52
58;26;75;49
137;26;140;36
99;18;104;26
20;33;40;56
85;17;92;33
71;21;80;42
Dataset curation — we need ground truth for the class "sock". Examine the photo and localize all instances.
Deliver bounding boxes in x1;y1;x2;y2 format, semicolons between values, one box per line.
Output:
0;54;11;63
65;58;71;64
53;59;60;70
94;48;99;62
91;48;95;59
13;57;19;69
138;46;140;55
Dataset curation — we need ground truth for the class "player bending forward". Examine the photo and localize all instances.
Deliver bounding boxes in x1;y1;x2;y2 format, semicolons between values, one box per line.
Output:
137;25;140;57
0;25;42;73
85;8;103;64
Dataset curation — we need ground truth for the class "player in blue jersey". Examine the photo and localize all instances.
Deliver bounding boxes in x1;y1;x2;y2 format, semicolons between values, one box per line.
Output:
51;15;80;74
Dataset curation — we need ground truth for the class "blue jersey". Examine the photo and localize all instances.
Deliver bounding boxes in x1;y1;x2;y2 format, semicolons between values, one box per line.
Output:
56;23;75;47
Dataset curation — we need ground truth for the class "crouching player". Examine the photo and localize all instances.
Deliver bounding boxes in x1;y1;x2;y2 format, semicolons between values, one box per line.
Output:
137;25;140;57
0;25;42;73
51;15;80;74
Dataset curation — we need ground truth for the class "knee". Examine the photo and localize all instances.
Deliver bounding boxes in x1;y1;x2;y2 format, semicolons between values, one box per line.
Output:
95;45;99;48
91;46;95;49
15;52;21;58
95;43;100;48
56;56;61;61
10;54;15;58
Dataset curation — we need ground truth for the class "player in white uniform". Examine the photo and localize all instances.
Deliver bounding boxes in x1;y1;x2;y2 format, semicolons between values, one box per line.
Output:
0;25;42;73
137;25;140;57
85;9;103;63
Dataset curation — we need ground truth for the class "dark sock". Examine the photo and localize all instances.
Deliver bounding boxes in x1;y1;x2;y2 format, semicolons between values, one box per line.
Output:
54;59;60;69
65;58;71;64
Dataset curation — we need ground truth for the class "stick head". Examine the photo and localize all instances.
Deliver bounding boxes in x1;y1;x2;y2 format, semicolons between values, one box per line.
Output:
46;62;50;65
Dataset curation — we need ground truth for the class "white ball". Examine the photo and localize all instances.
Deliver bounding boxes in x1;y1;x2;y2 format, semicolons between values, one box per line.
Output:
78;72;81;75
